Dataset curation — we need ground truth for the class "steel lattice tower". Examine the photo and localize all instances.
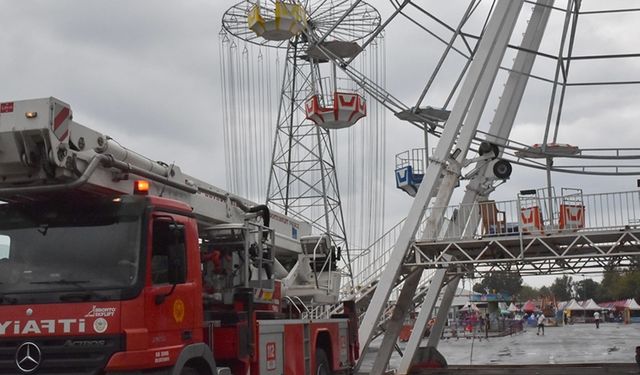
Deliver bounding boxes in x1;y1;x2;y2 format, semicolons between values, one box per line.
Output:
222;0;382;289
265;38;353;280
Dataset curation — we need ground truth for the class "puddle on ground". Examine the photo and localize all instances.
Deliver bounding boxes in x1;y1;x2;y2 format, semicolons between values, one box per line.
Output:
497;347;512;357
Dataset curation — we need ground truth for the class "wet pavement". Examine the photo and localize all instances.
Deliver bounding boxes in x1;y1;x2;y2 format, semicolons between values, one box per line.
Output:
435;322;638;365
359;322;640;373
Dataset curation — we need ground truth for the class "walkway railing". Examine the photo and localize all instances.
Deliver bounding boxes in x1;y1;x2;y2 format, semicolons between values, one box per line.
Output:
306;188;640;320
346;213;436;297
304;214;436;319
425;189;640;242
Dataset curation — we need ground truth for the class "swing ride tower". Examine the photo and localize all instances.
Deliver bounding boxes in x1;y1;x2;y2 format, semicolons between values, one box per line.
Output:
222;0;381;289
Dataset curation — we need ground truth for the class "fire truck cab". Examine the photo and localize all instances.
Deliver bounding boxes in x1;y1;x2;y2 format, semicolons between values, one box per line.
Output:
0;97;358;375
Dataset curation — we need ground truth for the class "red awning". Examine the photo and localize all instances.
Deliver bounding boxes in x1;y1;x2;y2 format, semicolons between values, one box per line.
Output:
522;300;537;313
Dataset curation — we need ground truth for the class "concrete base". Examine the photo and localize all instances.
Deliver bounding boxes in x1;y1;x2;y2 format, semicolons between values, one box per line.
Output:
408;346;448;371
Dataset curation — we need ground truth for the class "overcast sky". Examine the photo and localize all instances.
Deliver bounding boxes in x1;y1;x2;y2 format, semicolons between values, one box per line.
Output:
2;0;639;288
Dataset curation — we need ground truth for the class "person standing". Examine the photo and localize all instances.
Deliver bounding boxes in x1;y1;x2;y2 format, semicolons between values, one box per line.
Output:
536;314;545;336
594;311;601;329
484;313;490;339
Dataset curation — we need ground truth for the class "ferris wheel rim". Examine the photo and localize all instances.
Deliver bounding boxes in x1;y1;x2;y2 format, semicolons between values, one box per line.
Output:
222;0;382;49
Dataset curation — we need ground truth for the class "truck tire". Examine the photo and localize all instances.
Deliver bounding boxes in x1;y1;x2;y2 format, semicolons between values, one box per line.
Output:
180;368;199;375
315;348;333;375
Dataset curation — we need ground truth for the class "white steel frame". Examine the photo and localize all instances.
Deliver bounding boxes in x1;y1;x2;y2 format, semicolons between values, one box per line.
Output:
397;2;554;371
356;2;526;373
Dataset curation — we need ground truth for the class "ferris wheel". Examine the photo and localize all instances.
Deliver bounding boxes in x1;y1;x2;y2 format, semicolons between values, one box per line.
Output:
220;1;640;371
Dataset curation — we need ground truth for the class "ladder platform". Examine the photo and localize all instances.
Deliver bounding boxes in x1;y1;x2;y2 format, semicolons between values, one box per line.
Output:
411;227;640;275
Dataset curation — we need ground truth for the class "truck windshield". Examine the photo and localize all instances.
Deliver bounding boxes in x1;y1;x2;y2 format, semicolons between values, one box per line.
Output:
0;197;146;302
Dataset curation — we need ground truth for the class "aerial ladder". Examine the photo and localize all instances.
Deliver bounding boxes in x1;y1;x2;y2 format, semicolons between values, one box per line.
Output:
0;98;357;374
356;1;556;373
0;97;344;306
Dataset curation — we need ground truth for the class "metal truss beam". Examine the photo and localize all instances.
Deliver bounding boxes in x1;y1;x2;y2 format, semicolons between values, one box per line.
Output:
357;0;524;368
411;228;640;273
380;1;553;371
266;41;354;285
397;265;451;373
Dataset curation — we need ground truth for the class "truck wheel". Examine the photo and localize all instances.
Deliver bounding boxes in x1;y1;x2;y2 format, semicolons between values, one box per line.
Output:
180;368;199;375
315;348;332;375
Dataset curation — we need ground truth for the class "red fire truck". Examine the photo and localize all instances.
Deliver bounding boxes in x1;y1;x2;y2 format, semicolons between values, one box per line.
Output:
0;97;358;374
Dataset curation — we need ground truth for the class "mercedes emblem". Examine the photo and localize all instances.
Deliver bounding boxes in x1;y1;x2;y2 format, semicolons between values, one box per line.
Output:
15;342;41;373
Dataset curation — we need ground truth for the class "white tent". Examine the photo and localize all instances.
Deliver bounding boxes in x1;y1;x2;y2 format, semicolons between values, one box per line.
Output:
508;302;518;312
582;299;602;311
564;299;587;323
461;302;480;312
627;299;640;310
563;299;584;311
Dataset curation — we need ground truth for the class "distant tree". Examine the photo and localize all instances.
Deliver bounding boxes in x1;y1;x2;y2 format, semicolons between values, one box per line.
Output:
518;285;539;301
619;271;640;302
472;272;523;296
564;269;640;302
597;269;622;301
539;286;553;298
550;275;573;301
574;278;599;301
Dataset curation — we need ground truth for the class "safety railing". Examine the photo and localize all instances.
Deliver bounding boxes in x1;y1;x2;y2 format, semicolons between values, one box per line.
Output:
306;189;640;320
347;212;434;296
441;318;524;340
395;148;428;175
304;212;435;319
423;189;640;242
304;219;408;319
578;190;640;231
307;76;366;107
